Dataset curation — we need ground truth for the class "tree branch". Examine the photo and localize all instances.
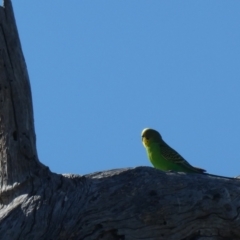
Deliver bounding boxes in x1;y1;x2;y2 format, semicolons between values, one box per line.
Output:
0;1;239;239
1;166;240;239
0;0;45;191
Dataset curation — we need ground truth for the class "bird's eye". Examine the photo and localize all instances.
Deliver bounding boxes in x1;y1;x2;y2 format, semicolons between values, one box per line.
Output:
142;135;149;140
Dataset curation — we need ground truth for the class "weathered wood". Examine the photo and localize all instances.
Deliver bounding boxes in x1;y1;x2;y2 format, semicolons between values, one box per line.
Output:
0;1;240;239
0;0;45;190
1;166;240;240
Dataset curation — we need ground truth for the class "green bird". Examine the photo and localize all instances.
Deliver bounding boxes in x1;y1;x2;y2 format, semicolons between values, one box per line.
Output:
141;128;206;173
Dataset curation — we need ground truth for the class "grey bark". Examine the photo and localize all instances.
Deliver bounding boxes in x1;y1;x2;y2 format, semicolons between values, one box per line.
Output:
0;1;240;239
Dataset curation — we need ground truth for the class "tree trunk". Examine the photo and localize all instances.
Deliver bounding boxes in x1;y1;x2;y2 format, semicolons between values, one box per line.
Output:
0;1;240;239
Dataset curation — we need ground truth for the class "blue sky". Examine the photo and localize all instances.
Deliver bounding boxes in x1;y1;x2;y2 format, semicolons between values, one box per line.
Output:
13;1;240;177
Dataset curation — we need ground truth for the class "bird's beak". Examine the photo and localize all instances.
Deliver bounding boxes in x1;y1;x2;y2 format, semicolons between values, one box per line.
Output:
142;136;149;147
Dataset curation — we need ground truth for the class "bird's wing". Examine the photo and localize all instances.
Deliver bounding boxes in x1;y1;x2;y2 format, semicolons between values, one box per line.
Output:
159;141;205;172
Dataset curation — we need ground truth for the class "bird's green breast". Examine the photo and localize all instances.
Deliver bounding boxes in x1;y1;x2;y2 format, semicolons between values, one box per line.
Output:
146;142;189;172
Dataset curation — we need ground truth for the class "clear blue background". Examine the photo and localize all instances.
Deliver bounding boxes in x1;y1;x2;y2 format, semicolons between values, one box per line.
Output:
13;1;240;176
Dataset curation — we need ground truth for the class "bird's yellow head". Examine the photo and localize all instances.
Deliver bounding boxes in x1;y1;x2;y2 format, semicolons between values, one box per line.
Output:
141;128;162;148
